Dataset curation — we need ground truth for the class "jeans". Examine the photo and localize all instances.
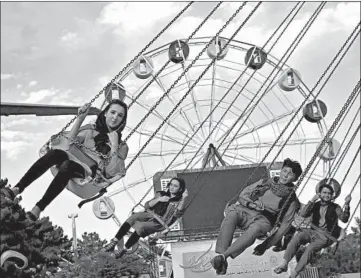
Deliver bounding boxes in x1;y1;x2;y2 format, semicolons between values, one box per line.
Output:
15;149;84;211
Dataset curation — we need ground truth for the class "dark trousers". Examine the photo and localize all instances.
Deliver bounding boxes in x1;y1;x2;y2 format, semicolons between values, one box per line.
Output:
15;149;84;211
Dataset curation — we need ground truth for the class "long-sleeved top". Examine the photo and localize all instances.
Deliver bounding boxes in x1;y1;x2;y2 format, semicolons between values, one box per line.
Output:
51;123;128;180
300;200;350;235
145;191;186;227
236;177;300;249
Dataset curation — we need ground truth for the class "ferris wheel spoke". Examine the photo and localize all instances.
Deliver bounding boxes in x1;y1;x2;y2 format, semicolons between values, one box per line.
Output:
220;107;300;146
181;62;207;142
128;149;198;159
152;73;206;144
188;151;206;169
221;152;257;164
225;138;320;151
209;61;217;142
214;105;255;144
108;154;200;198
127;95;203;145
125;126;199;149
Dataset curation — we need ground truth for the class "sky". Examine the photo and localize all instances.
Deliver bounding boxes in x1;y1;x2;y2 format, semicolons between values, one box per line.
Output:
1;1;360;242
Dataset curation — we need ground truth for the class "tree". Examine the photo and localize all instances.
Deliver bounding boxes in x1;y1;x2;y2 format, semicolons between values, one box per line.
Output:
1;178;161;277
0;178;72;278
56;232;155;278
314;217;361;278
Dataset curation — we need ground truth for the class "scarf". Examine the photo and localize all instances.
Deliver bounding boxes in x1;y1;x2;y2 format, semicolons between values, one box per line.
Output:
151;190;183;217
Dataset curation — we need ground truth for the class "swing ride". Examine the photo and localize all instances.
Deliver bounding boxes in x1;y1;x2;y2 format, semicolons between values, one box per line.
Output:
1;2;360;278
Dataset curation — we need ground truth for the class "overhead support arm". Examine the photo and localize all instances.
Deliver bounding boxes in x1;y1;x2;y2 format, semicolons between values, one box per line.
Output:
1;102;101;117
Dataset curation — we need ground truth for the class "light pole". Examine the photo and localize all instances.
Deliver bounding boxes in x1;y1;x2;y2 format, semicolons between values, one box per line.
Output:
68;213;78;258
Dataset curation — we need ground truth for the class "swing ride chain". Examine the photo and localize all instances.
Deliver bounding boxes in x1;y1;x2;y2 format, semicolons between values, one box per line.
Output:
130;2;263;211
189;1;317;172
273;80;360;228
329;158;360;237
268;23;361;225
227;19;359;206
330;125;360;182
298;94;361;196
128;1;223;108
298;119;360;197
44;2;193;148
107;2;252;166
56;1;227;164
182;2;326;212
132;2;305;210
134;1;321;214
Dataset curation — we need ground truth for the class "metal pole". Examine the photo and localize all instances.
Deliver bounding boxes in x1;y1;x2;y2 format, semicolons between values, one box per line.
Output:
68;213;78;258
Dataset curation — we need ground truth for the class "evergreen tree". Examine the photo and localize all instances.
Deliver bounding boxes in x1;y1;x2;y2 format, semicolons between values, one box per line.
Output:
0;178;72;278
314;217;361;277
56;232;154;277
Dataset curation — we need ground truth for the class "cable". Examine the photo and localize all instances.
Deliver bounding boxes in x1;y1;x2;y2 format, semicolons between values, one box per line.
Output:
183;2;328;212
47;2;194;146
129;2;304;210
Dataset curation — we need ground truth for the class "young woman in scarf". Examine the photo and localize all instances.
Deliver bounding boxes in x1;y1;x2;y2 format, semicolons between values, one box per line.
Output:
273;182;351;278
102;177;188;259
210;158;303;275
1;99;128;221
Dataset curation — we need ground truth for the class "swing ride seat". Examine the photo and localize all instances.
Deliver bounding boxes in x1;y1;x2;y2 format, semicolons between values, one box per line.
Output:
142;209;183;240
39;131;123;201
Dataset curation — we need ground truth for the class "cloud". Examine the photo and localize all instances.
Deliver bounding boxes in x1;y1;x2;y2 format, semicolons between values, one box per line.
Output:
98;75;113;88
145;87;163;100
1;73;15;80
59;30;82;49
97;2;189;35
331;2;360;29
47;89;84;106
28;80;38;87
23;89;57;103
2;117;51;128
1;140;32;161
0;127;45;160
16;84;23;89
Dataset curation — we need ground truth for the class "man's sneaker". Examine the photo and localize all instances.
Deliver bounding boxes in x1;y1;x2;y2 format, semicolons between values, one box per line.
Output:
210;254;225;273
218;260;228;275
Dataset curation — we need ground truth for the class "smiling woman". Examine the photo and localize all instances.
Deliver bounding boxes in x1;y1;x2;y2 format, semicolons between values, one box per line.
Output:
0;99;129;221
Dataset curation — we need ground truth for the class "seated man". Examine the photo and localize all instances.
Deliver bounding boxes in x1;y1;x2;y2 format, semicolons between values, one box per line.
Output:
210;159;303;275
255;203;311;253
273;182;351;278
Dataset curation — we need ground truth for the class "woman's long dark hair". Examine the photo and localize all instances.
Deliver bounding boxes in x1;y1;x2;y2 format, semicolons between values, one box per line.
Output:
94;99;128;155
152;177;186;216
163;177;186;201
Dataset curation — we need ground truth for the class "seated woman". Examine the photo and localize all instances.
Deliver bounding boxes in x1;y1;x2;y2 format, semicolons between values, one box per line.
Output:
102;177;188;259
210;159;303;275
273;183;351;278
0;99;129;220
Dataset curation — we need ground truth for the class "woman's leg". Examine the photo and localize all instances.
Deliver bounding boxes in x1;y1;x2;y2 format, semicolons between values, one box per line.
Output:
124;232;140;249
114;212;153;240
14;149;69;195
31;160;84;217
111;232;141;259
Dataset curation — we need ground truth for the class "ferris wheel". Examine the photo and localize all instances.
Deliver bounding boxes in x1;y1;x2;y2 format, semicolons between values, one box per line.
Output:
103;36;329;201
